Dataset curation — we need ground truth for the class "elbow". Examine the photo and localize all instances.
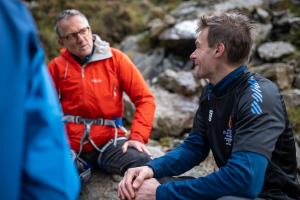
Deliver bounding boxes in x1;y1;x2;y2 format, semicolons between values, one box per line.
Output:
227;152;267;199
244;178;263;198
237;170;264;199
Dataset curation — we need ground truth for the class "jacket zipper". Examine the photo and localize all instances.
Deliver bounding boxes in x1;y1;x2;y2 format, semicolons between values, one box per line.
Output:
81;64;86;78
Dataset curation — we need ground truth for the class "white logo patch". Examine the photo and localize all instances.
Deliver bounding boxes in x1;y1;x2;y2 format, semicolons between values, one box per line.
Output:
91;78;102;83
208;110;213;122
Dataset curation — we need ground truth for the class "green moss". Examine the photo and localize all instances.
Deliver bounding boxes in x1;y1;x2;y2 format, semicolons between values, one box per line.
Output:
159;137;173;148
138;32;152;52
29;0;171;60
287;107;300;134
271;0;300;16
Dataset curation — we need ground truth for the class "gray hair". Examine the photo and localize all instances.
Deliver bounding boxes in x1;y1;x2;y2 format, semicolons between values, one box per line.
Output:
55;9;90;37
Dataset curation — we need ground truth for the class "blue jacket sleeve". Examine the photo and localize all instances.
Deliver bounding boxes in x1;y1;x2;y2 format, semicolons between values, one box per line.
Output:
156;151;268;200
147;132;210;178
0;1;80;199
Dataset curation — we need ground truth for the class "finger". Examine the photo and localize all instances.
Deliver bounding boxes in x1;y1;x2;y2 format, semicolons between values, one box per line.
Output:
119;180;132;200
123;169;138;198
132;143;143;152
118;181;125;200
132;171;148;189
140;144;151;156
122;141;128;153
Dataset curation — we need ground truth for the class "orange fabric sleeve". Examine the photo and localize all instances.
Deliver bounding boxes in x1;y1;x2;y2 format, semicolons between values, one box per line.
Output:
47;59;60;93
113;49;156;144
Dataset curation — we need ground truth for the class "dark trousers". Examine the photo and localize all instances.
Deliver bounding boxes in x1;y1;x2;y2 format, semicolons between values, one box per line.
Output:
80;139;151;175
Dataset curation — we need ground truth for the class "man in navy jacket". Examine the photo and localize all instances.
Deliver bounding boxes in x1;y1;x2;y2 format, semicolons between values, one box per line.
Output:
0;0;80;199
118;12;300;200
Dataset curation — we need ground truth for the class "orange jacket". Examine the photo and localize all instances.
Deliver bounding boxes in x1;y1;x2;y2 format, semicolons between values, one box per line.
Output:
48;36;155;152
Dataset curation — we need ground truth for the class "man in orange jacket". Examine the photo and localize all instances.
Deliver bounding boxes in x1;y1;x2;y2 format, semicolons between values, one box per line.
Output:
48;9;156;182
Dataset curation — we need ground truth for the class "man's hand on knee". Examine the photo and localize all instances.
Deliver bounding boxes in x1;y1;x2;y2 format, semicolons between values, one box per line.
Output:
122;140;151;156
118;166;154;200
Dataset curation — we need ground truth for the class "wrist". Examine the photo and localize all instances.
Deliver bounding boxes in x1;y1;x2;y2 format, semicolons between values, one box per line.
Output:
145;166;154;178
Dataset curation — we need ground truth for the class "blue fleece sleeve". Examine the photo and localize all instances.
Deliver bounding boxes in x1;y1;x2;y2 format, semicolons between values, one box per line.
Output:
0;1;80;199
147;132;210;178
156;151;268;200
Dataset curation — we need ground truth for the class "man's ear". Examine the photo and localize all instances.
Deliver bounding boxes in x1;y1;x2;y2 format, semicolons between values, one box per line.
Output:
214;43;225;58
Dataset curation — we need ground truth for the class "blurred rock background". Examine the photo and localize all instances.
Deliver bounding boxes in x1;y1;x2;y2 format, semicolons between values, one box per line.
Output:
26;0;300;199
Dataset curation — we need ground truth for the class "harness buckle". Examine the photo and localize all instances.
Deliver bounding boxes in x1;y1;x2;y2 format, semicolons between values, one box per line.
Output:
96;118;104;125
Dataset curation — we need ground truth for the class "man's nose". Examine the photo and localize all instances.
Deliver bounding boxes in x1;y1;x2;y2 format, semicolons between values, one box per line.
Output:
190;51;196;60
76;34;85;42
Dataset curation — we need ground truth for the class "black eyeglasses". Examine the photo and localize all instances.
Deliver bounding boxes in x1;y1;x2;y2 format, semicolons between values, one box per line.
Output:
61;27;90;42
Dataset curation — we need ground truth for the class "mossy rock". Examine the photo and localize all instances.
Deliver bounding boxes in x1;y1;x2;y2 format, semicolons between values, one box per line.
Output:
288;106;300;135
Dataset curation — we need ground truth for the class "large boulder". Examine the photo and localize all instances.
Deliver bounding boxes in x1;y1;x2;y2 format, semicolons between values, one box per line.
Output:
281;89;300;109
257;41;296;61
153;69;204;96
151;86;199;138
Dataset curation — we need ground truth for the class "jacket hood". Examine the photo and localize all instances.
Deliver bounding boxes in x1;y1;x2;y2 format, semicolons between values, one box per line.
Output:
89;34;112;62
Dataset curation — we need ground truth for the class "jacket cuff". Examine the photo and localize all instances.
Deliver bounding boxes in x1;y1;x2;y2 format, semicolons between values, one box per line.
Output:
156;184;170;200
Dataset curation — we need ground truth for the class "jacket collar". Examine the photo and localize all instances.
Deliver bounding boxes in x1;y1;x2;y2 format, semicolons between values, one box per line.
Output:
89;34;112;62
208;65;248;96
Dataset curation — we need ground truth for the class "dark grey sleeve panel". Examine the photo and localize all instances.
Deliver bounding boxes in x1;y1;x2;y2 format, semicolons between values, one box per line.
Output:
232;77;285;160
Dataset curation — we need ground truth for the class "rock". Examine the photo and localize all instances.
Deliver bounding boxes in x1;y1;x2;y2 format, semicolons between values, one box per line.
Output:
294;74;300;89
255;7;271;23
257;41;296;61
147;15;176;38
251;63;295;90
119;34;145;53
130;49;165;80
159;19;198;40
252;23;272;51
213;0;264;14
151;86;199;138
153;69;202;96
79;172;119;200
282;89;300;109
170;1;201;20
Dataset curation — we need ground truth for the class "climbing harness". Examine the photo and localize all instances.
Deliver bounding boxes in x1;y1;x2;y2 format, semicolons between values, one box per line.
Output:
65;115;129;184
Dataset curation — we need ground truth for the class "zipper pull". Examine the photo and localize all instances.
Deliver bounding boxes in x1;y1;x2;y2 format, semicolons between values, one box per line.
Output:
113;86;117;97
81;65;85;78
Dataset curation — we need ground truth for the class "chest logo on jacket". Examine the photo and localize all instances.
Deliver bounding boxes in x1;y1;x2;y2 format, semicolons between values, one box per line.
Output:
223;116;233;146
208;109;214;122
91;78;102;83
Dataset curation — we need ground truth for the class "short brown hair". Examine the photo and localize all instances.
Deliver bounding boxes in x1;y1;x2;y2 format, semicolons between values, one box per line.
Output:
197;13;254;64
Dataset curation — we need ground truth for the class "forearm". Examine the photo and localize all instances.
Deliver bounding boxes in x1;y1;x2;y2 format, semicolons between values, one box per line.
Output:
156;152;268;200
147;132;209;178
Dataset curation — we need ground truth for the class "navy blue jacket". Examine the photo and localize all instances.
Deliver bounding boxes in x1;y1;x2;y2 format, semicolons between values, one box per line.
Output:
148;66;300;199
